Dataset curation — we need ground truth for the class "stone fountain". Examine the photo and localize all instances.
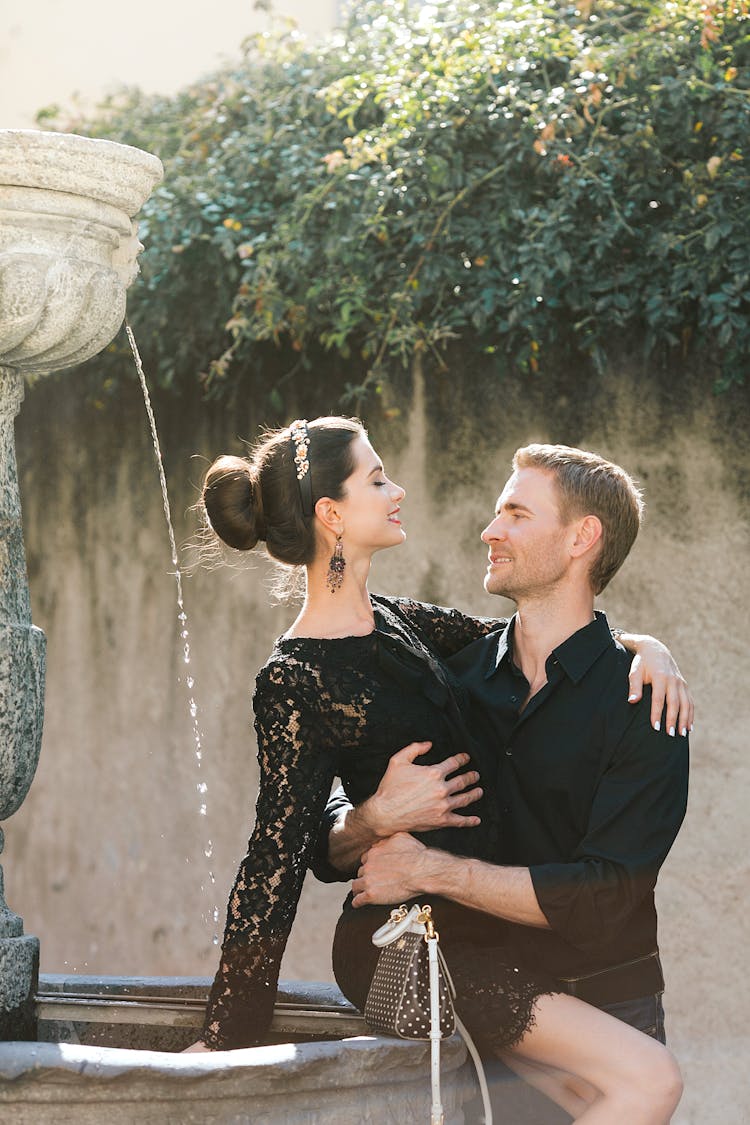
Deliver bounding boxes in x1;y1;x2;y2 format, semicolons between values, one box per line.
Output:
0;128;163;1039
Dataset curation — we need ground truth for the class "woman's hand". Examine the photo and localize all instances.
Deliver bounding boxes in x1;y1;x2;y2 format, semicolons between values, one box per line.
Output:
618;633;694;736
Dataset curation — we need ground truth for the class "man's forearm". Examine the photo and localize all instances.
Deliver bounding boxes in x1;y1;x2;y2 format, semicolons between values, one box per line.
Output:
420;850;550;929
327;799;384;874
352;832;551;929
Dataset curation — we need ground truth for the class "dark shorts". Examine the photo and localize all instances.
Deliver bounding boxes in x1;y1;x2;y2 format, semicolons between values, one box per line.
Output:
598;992;666;1044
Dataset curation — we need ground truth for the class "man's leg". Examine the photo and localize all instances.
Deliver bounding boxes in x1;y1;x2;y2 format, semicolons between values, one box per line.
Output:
597;993;666;1044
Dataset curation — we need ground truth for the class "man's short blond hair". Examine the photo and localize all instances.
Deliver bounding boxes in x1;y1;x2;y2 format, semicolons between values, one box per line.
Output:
513;444;644;594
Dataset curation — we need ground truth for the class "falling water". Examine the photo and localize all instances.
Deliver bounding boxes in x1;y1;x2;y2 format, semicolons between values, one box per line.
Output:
125;323;220;946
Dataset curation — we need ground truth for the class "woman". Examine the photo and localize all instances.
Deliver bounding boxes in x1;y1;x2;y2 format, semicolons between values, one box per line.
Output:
187;416;685;1122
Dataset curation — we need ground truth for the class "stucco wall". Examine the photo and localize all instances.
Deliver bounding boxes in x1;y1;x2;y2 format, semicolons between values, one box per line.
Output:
6;359;749;1123
2;0;338;130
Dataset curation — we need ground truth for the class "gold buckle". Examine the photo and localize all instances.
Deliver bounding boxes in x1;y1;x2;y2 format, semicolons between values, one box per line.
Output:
417;904;438;941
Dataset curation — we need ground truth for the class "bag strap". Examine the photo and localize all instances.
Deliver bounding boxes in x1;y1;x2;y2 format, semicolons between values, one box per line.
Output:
371;903;424;947
427;934;444;1125
427;934;493;1125
455;1014;493;1125
436;943;456;1000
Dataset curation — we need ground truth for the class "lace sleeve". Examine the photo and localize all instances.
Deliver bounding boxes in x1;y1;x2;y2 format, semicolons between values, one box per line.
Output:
379;595;506;657
201;659;337;1049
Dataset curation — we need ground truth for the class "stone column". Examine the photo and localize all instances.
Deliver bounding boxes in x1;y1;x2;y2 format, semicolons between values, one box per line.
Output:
0;130;162;1039
0;367;44;1040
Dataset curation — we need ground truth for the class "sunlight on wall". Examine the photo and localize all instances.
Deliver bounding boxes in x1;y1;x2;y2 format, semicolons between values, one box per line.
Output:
1;0;337;129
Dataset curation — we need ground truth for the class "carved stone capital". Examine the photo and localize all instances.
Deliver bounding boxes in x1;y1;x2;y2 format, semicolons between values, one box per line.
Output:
0;132;162;373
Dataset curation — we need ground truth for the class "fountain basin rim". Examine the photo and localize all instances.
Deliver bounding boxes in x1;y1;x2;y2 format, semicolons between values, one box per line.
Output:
0;130;163;215
0;1033;467;1088
36;973;366;1038
10;978;480;1122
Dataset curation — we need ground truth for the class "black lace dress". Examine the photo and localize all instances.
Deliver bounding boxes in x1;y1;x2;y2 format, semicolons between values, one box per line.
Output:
201;595;553;1053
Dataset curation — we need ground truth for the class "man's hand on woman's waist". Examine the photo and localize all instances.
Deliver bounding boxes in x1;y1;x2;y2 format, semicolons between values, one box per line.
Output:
327;740;483;874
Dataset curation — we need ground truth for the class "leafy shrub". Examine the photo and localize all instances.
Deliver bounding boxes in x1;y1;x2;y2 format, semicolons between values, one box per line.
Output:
45;0;750;408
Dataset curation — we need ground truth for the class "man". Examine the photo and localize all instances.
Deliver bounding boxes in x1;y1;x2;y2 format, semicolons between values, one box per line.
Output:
315;443;690;1043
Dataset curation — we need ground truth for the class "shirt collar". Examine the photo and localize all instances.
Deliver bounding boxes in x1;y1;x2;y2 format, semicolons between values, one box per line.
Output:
485;617;515;679
487;610;614;684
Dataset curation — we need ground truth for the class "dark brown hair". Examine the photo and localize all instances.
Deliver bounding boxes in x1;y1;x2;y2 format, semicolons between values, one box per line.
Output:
513;443;644;594
201;416;364;566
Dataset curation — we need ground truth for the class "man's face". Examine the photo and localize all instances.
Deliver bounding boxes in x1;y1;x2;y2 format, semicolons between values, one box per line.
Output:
481;467;573;602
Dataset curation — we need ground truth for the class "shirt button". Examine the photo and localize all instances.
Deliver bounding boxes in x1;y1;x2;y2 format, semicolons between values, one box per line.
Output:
505;748;512;757
509;695;518;704
502;807;510;815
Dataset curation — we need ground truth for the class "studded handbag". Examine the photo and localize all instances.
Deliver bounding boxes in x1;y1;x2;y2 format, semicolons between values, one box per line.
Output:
364;904;492;1125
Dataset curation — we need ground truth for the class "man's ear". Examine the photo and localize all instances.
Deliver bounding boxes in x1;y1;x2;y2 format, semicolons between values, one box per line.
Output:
314;497;343;537
569;514;603;560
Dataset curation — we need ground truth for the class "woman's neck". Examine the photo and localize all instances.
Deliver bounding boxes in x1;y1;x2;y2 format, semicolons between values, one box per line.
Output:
286;555;376;639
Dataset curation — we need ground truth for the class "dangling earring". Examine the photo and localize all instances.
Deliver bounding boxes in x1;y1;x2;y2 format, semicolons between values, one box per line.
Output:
326;534;346;593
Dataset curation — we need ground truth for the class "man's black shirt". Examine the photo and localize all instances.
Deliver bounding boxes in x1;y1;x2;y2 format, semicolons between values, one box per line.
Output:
446;611;689;988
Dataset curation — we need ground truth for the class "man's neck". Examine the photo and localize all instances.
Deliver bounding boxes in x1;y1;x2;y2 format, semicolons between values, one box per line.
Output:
512;588;595;696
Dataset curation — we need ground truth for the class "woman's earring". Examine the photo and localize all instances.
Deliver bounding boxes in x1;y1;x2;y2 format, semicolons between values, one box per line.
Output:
326;534;345;593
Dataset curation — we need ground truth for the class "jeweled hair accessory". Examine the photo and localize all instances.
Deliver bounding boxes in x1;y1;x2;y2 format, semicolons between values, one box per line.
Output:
289;419;313;517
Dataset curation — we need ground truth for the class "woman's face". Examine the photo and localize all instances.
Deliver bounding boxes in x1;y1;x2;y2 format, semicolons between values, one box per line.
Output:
334;435;406;556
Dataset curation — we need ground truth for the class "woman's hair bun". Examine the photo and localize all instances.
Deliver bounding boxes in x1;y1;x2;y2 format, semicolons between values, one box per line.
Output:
202;455;266;550
200;416;363;571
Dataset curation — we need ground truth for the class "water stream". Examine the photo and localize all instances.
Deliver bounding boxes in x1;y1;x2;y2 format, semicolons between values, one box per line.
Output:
125;323;219;946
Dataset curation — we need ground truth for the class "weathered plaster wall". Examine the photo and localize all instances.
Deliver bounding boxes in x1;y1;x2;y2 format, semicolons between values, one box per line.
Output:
2;0;338;130
6;360;749;1123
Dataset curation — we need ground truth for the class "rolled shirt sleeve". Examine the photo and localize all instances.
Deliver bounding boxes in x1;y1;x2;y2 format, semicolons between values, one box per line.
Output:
309;784;357;884
529;708;689;955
